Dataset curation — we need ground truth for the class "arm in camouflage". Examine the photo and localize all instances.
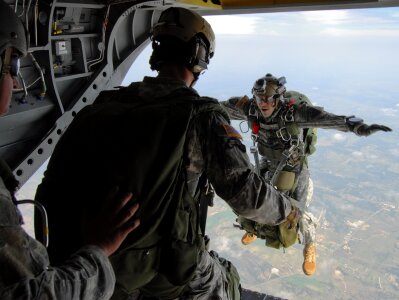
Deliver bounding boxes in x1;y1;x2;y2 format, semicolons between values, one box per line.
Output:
0;177;115;300
199;112;292;225
219;96;250;121
293;103;392;135
293;103;351;131
34;246;116;300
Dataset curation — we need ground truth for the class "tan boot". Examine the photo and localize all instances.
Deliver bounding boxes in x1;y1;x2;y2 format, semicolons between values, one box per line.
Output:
303;243;316;276
241;232;257;245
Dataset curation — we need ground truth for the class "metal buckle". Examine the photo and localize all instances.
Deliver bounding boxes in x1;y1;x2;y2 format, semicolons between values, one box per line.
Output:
286;141;305;167
250;146;257;154
276;127;291;142
290;137;299;147
251;133;259;142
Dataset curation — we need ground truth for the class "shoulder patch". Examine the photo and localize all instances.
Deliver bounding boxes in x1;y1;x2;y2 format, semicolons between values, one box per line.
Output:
221;124;242;140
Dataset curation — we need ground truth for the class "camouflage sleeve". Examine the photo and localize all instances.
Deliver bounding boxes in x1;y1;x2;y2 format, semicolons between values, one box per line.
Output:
39;245;116;300
219;96;250;121
0;231;115;300
294;103;351;132
200;112;292;225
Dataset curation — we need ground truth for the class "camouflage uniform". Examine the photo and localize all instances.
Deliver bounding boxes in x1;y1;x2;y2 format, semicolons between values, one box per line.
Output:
35;77;293;300
0;162;116;300
221;91;355;245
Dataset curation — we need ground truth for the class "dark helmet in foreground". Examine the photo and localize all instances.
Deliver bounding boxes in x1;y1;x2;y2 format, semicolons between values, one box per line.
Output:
149;7;215;76
0;0;27;57
252;73;287;103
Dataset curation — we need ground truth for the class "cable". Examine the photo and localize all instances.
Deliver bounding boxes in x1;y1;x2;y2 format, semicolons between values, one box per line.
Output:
17;71;28;102
88;5;110;71
17;0;26;17
29;52;46;99
12;76;41;92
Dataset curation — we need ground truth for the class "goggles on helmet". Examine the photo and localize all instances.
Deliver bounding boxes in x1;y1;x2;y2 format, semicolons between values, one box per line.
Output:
254;93;276;104
1;48;20;77
252;74;286;104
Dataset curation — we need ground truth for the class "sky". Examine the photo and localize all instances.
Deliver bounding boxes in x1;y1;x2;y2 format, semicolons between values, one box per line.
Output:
123;7;399;122
121;6;399;154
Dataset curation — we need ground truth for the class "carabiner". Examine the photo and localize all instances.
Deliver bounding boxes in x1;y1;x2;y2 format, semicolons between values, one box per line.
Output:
276;127;291;142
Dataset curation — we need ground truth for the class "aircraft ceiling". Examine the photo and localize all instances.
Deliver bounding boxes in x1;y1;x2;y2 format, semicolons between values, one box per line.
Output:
1;0;399;187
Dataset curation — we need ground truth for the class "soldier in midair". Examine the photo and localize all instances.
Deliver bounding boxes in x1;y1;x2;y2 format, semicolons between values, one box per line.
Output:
221;73;392;276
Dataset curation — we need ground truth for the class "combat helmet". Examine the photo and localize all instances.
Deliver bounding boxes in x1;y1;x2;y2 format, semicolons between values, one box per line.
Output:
0;0;27;57
150;7;215;74
252;73;287;103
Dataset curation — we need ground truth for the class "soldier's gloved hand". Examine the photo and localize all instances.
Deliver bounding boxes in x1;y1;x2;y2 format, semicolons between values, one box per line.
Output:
235;95;250;108
353;123;392;136
286;205;300;230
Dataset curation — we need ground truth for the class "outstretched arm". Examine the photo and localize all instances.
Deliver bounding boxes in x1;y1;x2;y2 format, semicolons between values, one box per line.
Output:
0;180;140;300
220;96;251;121
295;103;393;135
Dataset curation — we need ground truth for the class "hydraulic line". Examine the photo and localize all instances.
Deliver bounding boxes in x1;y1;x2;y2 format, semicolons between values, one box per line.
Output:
34;0;39;46
29;52;46;99
17;71;28;101
88;5;110;71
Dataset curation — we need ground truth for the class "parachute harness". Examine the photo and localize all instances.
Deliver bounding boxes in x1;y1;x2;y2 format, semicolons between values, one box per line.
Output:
250;116;261;176
250;99;306;176
279;100;306;168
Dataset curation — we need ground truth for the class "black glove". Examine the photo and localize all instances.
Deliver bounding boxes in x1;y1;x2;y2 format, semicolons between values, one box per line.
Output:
354;123;392;136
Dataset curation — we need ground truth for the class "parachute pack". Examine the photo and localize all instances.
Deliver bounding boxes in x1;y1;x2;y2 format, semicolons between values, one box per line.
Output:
285;91;318;161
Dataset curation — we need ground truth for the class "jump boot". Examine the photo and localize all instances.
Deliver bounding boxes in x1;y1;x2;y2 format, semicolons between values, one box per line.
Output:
303;243;316;276
241;232;257;245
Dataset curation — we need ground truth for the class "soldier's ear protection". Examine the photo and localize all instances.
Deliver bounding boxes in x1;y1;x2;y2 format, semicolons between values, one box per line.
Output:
188;35;213;75
1;48;21;77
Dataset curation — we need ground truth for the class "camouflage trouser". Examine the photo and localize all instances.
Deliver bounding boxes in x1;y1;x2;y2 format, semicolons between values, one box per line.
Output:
122;250;240;300
292;168;317;245
180;250;240;300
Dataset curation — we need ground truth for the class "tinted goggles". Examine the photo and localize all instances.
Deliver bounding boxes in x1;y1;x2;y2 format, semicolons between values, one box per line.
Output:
1;48;21;77
254;93;275;104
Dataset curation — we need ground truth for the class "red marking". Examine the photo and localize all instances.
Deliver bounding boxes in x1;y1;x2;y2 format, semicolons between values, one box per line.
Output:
287;99;295;107
252;122;260;135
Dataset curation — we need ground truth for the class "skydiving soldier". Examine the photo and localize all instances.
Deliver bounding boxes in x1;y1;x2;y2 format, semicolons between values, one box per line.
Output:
221;73;392;276
34;7;298;300
0;1;140;299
